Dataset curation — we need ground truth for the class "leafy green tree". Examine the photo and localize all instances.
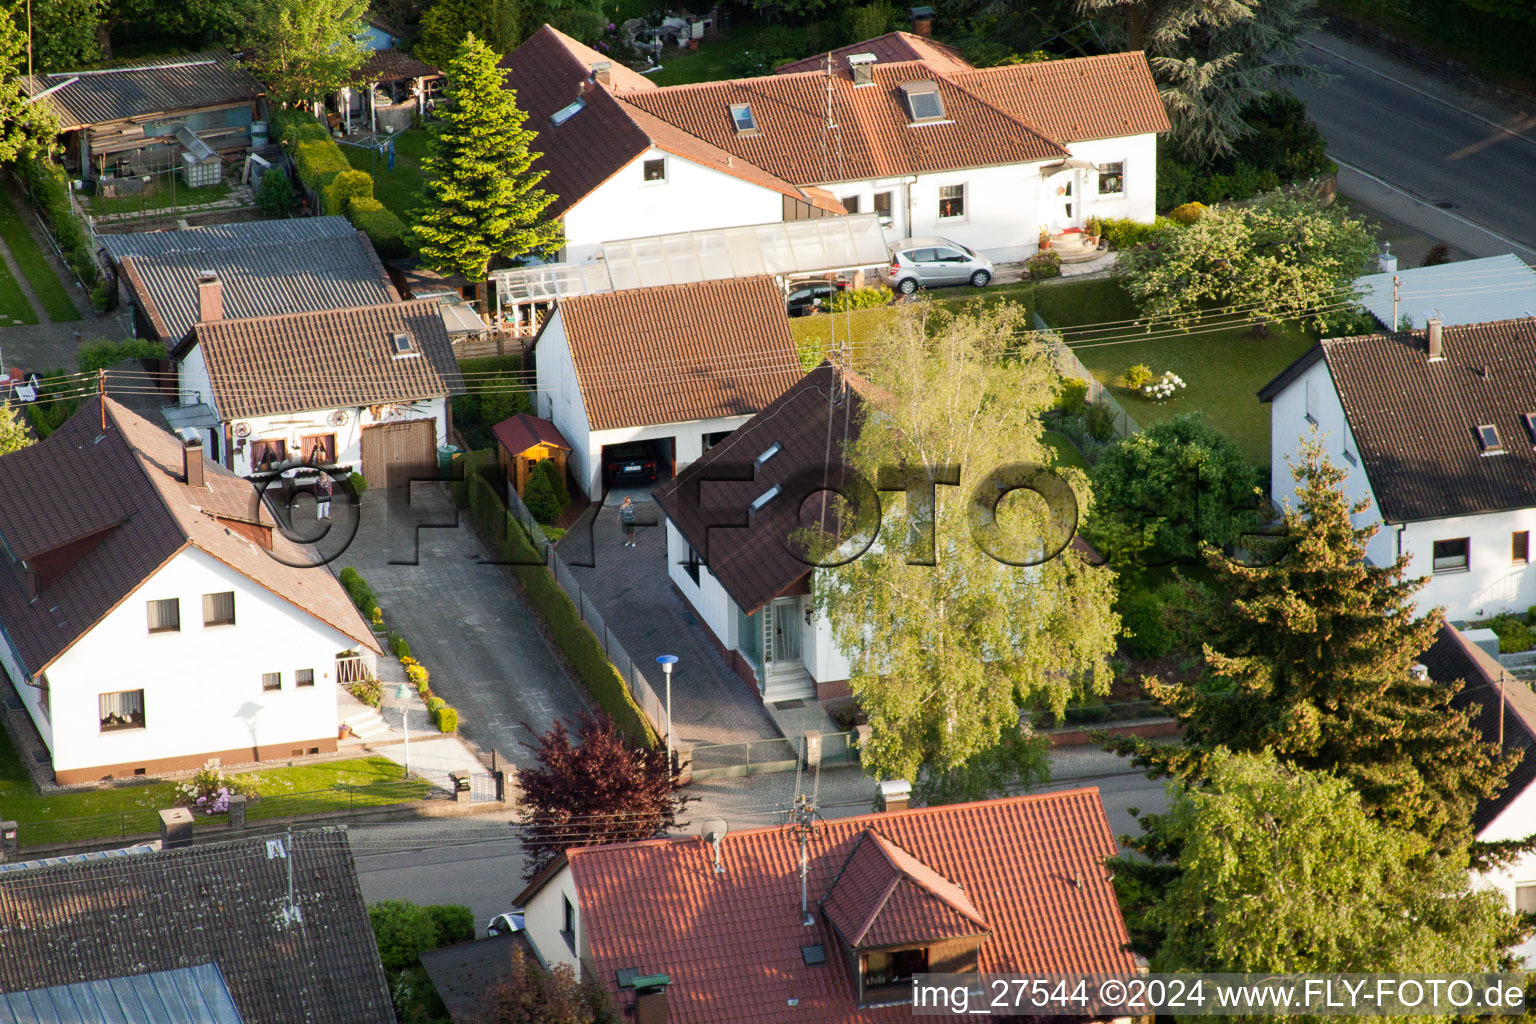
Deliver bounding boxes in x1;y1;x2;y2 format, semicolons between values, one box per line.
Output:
414;0;518;67
31;0;106;70
368;899;442;974
1107;441;1511;850
522;461;561;523
0;7;59;163
1136;751;1519;982
0;403;34;456
913;722;1051;806
1116;195;1375;332
245;0;368;108
256;167;293;215
413;33;559;283
816;301;1121;783
472;948;619;1024
1084;412;1258;569
100;0;252;55
478;375;531;425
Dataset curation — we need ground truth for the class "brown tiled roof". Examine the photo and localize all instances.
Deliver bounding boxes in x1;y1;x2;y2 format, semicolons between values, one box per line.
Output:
22;50;262;129
775;31;973;76
358;48;440;82
193;299;464;420
950;52;1171;143
553;276;803;432
491;413;571;455
420;932;539;1023
821;831;990;949
655;363;863;613
501;27;856;218
0;397;379;676
0;829;394;1024
617;61;1067;184
548;789;1135;1024
1298;319;1536;522
1420;623;1536;835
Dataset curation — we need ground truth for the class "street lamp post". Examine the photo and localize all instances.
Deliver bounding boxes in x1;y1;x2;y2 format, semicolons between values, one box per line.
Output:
392;682;412;776
655;655;678;768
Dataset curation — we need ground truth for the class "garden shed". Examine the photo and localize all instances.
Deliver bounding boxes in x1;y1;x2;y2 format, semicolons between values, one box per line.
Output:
492;414;571;497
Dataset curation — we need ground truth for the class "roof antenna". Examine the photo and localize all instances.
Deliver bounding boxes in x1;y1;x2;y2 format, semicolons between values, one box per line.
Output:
787;793;820;926
98;368;106;430
700;818;729;875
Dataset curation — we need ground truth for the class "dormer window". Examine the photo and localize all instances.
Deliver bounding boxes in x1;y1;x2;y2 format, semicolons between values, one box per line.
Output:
862;948;928;988
729;102;758;134
749;484;781;514
1478;423;1503;454
551;98;585;126
899;81;945;124
391;332;418;359
848;52;877;86
755;442;782;466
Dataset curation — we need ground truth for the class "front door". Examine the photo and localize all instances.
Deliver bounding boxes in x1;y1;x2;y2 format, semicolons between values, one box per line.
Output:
1048;171;1081;233
763;597;803;675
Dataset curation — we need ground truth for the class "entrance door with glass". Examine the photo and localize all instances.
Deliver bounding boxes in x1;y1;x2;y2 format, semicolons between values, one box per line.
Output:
763;597;803;676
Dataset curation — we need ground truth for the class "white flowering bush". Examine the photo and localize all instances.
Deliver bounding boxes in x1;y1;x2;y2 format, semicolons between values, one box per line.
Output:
1142;371;1186;403
176;766;256;815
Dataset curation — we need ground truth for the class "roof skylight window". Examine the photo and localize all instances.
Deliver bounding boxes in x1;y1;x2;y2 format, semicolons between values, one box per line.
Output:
550;98;585;127
755;442;782;466
1477;423;1503;454
749;484;781;514
729;102;758;134
899;81;945;124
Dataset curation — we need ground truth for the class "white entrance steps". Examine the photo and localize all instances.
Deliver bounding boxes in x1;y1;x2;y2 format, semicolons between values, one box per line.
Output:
337;688;396;744
763;667;815;703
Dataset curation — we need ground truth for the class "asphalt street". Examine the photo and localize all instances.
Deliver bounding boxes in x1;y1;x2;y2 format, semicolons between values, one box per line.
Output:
1292;32;1536;262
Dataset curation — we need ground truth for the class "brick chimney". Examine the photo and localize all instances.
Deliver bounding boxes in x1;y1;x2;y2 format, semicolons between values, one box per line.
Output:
184;436;205;488
591;61;611;87
909;5;935;36
877;779;911;812
196;270;222;323
1427;316;1443;361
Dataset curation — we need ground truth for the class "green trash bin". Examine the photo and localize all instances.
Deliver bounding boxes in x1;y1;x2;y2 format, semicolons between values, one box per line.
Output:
438;444;462;479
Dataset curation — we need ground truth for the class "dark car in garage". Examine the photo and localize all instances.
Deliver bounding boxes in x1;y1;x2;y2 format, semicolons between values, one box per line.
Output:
604;441;659;485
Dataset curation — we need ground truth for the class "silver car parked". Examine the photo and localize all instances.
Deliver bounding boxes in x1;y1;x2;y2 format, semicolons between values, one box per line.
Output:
879;236;994;294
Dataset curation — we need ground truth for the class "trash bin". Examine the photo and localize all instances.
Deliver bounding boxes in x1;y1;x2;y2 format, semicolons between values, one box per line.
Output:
438;444;462;478
250;120;268;147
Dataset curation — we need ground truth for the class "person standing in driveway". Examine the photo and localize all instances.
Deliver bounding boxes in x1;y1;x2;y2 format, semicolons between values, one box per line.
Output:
316;472;333;520
619;496;637;547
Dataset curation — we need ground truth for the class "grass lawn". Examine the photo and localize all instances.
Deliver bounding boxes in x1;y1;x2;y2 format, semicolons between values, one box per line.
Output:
1043;430;1090;472
647;15;770;85
345;128;431;223
0;188;79;321
0;254;36;324
82;179;231;218
0;723;429;848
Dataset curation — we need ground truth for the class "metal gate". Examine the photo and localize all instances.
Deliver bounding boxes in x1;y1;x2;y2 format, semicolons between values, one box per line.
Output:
361;419;436;489
469;772;499;803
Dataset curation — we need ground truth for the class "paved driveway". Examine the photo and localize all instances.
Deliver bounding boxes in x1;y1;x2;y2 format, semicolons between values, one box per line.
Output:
339;485;590;768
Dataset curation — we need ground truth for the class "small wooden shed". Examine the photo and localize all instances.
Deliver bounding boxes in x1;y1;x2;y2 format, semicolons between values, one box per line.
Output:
492;413;572;496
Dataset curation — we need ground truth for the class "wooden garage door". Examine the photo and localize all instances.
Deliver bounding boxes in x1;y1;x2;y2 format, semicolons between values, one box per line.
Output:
361;420;436;489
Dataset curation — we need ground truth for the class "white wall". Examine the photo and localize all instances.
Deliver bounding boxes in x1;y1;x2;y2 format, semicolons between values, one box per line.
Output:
1475;786;1536;967
520;863;587;976
562;148;785;264
586;417;754;501
230;397;446;476
804;573;853;685
1067;134;1158;227
666;522;737;648
37;547;367;775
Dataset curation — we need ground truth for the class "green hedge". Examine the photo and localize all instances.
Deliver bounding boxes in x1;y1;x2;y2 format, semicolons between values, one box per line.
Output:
295;140;351;189
271;109;331;147
339;567;382;620
323;169;374;216
435;705;458;732
349;197;409;259
14;156;98;286
465;474;658;747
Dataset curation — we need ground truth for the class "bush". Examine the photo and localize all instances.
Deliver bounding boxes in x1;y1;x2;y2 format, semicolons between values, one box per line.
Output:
522;465;561;524
339;567;381;620
827;285;891;312
1156;154;1197;211
1168;201;1207;224
525;459;568;523
348;471;367;494
390;632;411;660
1099;217;1160;249
1423;242;1452;267
294;139;350;189
323;169;374;216
1119;364;1154;390
1487;613;1532;654
256;169;293;215
1084;403;1117;442
1026;250;1062;279
435;705;458;732
16;156;99;287
426;696;446;713
751;23;800;61
405;661;429;690
480;375;532;425
369;900;442;975
1232;92;1331;184
271;108;328;147
1118;588;1173;660
90;280;112;311
425;904;474;947
728;49;774;76
346;678;382;707
348;197;409;259
1054;377;1089;418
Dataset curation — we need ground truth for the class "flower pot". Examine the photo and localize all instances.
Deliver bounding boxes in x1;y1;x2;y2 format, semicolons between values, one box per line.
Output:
1039;239;1051;251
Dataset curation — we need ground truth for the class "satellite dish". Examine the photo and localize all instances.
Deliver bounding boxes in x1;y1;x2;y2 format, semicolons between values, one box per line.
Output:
700;818;728;842
233;421;252;438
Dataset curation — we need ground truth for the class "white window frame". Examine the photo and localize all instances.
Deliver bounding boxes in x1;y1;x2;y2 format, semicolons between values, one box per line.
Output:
641;156;667;183
937;183;966;222
1304;381;1318;426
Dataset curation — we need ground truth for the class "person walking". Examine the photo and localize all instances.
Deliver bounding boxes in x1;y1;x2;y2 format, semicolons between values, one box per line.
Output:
619;496;637;547
316;472;333;520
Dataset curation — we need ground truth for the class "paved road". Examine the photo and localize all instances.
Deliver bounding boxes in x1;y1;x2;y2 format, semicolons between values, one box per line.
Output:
1293;32;1536;262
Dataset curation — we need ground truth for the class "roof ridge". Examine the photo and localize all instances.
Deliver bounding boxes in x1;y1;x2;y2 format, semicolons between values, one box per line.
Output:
866;829;992;929
197;296;436;332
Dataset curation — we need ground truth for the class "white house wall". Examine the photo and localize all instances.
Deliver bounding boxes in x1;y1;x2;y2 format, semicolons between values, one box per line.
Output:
37;546;366;776
666;522;737;648
1476;785;1536;966
562;148;785;264
520;863;588;975
230;397;447;477
585;418;754;502
804;572;853;685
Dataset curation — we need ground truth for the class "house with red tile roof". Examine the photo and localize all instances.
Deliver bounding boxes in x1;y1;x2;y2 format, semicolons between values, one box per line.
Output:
502;26;1168;264
512;789;1138;1023
531;276;804;499
0;397;381;784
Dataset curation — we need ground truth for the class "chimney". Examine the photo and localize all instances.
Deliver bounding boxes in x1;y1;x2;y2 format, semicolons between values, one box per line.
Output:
877;779;911;813
1426;317;1443;361
1409;663;1430;681
618;972;671;1024
184;436;205;488
848;52;877;86
1375;241;1397;274
909;5;934;36
196;270;222;323
591;61;611;87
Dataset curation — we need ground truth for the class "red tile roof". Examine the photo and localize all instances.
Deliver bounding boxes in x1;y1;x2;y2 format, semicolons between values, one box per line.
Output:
950;53;1171;143
552;276;804;432
618;61;1067;185
775;31;973;76
0;397;379;676
550;789;1134;1024
491;413;572;455
821;831;990;948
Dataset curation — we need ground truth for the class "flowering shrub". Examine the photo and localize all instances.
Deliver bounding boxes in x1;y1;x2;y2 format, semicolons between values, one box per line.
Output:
1120;364;1154;390
176;767;256;815
1142;371;1187;402
346;678;382;707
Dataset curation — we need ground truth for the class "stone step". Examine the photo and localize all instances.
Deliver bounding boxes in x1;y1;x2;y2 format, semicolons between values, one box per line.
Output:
762;669;815;704
342;707;393;742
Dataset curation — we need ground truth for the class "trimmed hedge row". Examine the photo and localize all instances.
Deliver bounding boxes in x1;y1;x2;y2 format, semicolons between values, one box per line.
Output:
279;121;410;258
349;197;409;259
296;140;351;190
464;472;658;747
13;156;99;288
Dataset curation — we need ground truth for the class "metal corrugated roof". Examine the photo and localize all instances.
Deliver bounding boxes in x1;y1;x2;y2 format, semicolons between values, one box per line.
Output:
22;50;263;129
98;217;361;261
0;963;245;1024
1355;254;1536;329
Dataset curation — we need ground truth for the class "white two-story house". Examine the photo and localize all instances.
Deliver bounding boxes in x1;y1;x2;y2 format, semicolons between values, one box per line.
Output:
503;26;1168;265
0;397;380;784
1259;316;1536;622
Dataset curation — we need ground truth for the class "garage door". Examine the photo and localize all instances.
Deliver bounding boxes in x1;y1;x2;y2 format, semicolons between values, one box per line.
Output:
361;420;436;489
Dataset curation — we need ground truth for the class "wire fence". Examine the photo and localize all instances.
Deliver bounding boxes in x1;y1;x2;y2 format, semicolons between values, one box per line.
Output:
1035;311;1140;439
689;730;862;781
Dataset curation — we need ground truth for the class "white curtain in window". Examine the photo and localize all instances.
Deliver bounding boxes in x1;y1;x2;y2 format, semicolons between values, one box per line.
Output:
99;690;143;719
147;599;179;631
203;591;235;625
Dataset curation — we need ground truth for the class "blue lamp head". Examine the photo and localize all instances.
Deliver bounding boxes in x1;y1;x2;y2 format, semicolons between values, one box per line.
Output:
656;655;679;671
392;682;412;702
